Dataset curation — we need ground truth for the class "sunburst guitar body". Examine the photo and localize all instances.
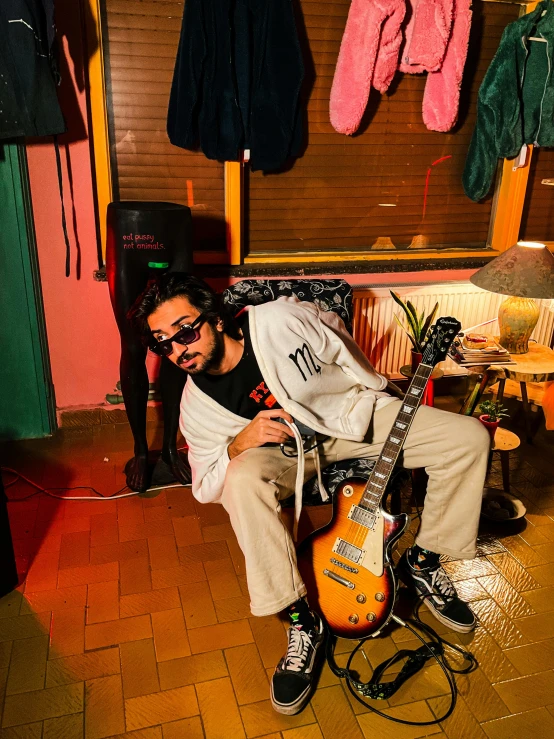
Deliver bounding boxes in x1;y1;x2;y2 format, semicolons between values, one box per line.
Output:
297;479;408;639
297;316;461;640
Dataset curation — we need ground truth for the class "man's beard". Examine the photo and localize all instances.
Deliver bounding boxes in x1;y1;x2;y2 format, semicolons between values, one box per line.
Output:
176;325;225;375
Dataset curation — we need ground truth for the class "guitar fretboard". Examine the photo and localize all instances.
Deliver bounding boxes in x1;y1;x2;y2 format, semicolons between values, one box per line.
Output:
360;363;434;513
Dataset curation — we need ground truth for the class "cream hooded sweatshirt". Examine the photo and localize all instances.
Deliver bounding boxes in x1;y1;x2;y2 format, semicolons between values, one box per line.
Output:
179;297;393;512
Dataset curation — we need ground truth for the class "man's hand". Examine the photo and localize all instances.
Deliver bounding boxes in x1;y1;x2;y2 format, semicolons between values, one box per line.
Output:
228;410;295;459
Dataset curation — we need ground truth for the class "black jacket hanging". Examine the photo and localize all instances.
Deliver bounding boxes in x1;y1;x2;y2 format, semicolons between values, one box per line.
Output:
0;0;65;139
167;0;305;173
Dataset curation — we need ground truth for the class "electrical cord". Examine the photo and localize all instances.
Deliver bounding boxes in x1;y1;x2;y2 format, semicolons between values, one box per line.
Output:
1;467;189;502
325;599;477;726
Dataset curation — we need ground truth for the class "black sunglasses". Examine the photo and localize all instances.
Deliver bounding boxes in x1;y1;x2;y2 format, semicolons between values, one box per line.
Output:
148;314;205;357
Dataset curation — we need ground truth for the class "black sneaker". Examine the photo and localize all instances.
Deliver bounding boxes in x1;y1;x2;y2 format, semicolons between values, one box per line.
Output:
397;551;476;633
270;613;326;715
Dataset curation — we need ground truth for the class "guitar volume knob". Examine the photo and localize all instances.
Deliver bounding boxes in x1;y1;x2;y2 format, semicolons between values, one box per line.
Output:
356;594;366;604
348;614;359;624
375;592;385;602
366;612;376;622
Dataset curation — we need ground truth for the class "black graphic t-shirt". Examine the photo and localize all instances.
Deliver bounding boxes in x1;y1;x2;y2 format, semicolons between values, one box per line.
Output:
193;312;281;420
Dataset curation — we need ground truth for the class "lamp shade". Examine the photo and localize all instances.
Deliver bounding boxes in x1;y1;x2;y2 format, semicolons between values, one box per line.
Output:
470;242;554;299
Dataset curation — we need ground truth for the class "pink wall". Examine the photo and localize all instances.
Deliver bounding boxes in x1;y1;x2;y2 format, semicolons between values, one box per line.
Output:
26;0;121;410
26;2;475;412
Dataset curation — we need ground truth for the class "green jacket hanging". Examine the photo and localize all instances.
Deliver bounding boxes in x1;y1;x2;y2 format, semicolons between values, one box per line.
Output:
463;0;554;202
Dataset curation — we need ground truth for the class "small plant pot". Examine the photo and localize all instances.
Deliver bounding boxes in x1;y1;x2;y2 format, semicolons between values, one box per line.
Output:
410;350;423;373
479;414;500;441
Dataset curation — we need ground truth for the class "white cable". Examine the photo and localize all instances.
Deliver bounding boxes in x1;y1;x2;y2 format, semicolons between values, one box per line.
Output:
1;466;189;501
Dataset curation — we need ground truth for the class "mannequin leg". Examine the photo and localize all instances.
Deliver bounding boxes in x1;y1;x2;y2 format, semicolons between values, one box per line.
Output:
159;357;191;485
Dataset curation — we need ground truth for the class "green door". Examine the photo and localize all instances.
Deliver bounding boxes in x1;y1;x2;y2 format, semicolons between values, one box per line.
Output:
0;142;55;439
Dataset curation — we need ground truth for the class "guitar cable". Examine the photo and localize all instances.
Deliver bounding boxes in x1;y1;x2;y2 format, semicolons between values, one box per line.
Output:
325;599;477;726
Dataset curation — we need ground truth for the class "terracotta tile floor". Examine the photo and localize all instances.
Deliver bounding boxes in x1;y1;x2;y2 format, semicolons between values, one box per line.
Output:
1;398;554;739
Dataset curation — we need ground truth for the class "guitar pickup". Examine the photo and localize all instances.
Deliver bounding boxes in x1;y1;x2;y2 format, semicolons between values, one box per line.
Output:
348;505;376;530
333;538;365;564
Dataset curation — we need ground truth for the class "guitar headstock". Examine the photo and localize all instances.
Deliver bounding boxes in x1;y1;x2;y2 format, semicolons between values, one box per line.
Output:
422;317;462;366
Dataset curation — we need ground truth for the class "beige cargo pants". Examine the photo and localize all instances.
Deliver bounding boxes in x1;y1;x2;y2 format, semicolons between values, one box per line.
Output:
219;400;491;617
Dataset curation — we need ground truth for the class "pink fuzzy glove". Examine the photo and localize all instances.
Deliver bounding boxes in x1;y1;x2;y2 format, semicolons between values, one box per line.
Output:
422;0;472;131
330;0;406;134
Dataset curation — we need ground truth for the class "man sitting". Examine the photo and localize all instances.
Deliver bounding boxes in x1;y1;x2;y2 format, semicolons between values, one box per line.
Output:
133;273;490;716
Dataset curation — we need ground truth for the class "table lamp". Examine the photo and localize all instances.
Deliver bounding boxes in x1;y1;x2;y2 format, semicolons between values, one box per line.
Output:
470;241;554;354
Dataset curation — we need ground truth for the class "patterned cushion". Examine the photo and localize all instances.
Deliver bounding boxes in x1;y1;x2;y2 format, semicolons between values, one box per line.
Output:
280;458;407;508
222;278;353;334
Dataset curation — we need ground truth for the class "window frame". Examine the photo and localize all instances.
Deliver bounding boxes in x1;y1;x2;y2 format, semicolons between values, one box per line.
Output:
86;0;539;268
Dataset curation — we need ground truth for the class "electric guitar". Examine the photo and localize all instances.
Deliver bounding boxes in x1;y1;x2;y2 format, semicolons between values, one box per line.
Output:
296;317;461;639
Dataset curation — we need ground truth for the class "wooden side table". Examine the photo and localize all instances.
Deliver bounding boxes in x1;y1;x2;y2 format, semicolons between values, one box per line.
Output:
493;343;554;442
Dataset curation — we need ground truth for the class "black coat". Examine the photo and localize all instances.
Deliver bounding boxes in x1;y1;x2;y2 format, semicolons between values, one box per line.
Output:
167;0;304;172
0;0;65;139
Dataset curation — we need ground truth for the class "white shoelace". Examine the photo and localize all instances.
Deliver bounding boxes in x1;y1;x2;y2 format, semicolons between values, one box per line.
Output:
284;628;313;672
430;567;456;600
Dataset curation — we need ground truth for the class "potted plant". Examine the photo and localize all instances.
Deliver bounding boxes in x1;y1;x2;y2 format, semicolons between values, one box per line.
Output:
390;291;439;371
478;399;510;441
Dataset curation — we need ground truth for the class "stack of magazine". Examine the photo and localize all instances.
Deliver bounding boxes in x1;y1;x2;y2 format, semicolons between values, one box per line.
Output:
449;336;514;366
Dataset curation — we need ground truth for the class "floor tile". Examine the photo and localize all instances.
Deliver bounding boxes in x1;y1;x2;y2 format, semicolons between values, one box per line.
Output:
482;707;554;739
151;609;190;661
89;512;119;548
120;639;160;699
58;563;119;590
196;676;245;739
162;716;204;739
205;559;242;601
428;694;487;738
85;615;152;651
487;553;541;592
514;611;554;641
157;651;228;691
1;722;45;739
172;516;203;547
527;563;554;587
2;682;84;727
124;686;199;731
89;541;148;566
119;559;151;597
0;612;51;643
147;536;179;571
521;586;554;612
120;588;181;618
150;563;205;590
357;700;441;739
50;607;86;657
20;586;87;615
281;727;323;739
5;635;48;695
179;581;218;629
188;620;253;654
225;643;269;704
248;616;287;669
46;648;121;687
504;638;554;675
471;599;529;649
85;674;125;739
43;713;84;739
493;671;554;713
87;581;119;624
59;531;91;570
240;700;316;738
477;574;536;619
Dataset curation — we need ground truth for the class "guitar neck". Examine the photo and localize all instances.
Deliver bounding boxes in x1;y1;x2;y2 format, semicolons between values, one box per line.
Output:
360;363;434;512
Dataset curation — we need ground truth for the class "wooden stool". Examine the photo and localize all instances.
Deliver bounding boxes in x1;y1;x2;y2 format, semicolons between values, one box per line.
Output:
399;365;444;407
490;428;521;493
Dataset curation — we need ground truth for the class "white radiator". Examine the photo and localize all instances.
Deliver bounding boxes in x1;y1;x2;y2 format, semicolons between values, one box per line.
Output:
352;282;554;379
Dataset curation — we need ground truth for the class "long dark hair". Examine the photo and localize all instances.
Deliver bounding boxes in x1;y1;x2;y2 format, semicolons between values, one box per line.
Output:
130;273;241;340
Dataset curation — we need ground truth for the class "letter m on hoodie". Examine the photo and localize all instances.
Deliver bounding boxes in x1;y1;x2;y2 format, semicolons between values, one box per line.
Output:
289;343;321;382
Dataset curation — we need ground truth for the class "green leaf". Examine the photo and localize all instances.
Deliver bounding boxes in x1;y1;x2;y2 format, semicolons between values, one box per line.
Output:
421;302;439;343
393;313;418;349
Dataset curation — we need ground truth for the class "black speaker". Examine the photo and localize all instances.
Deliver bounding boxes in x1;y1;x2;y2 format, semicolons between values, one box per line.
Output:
0;474;18;597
